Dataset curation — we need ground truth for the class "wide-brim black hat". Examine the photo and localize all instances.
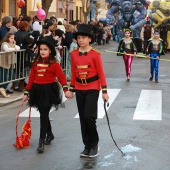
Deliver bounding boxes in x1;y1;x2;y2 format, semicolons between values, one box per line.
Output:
36;35;57;56
73;24;94;44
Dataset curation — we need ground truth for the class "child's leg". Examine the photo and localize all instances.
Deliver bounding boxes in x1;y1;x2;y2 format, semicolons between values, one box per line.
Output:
127;56;133;77
37;106;51;152
84;90;99;146
154;59;159;81
150;53;156;78
150;59;154;78
75;90;99;148
75;90;89;148
39;107;51;140
123;55;128;77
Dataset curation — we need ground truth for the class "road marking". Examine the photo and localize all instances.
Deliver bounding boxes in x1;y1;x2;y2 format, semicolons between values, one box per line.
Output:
133;90;162;120
19;92;67;117
74;89;121;119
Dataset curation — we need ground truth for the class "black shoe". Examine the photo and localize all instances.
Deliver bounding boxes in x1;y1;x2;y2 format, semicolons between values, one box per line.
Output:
37;139;45;153
155;80;159;83
14;88;23;92
89;146;99;158
6;90;14;94
80;147;90;157
149;77;153;81
44;132;54;145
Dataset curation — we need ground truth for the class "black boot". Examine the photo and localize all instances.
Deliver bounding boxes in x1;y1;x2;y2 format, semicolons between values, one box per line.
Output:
37;139;45;153
44;132;54;145
149;76;153;81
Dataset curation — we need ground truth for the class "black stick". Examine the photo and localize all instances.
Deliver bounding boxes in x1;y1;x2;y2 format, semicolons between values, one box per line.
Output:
104;101;125;155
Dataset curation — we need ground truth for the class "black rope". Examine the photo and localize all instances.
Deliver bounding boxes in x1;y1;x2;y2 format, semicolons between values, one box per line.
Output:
104;101;125;155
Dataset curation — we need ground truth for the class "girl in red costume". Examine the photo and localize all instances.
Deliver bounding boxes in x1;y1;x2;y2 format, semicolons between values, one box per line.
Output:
117;28;137;81
23;35;69;153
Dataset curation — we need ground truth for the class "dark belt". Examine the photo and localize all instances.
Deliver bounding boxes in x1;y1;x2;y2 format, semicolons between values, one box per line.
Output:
76;75;99;85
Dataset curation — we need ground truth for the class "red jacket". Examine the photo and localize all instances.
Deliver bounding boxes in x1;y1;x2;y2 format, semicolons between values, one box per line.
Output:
70;48;107;93
26;57;68;92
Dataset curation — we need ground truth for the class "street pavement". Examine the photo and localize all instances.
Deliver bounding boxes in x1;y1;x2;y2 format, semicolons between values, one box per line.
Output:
0;40;170;170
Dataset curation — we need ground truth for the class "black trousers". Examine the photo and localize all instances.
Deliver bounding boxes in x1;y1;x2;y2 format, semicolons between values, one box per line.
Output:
38;106;52;140
75;90;99;148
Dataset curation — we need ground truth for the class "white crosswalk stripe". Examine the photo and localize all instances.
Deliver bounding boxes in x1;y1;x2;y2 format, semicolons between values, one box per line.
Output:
74;89;121;119
19;89;163;120
133;90;162;120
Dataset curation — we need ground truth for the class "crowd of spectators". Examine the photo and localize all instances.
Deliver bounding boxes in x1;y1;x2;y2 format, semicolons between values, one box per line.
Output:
0;14;115;98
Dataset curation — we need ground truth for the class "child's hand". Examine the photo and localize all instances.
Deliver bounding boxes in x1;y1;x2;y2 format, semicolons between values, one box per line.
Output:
65;91;74;99
22;95;28;102
156;56;159;59
147;55;150;58
102;93;109;102
134;52;136;57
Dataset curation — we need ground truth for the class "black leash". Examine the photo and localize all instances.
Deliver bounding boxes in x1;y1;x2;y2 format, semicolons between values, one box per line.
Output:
104;101;125;155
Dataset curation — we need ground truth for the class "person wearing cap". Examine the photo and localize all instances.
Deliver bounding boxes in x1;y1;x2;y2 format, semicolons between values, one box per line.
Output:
140;21;154;54
146;30;164;83
66;24;109;158
117;28;137;81
39;20;54;40
22;35;70;153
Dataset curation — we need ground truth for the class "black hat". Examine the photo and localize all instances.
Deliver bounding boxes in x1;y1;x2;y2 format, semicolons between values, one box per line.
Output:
55;29;64;37
73;24;94;44
43;20;53;29
36;35;57;56
70;21;77;25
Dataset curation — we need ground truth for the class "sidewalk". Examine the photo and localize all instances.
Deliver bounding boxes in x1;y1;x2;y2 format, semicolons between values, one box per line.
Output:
0;91;23;107
0;40;118;107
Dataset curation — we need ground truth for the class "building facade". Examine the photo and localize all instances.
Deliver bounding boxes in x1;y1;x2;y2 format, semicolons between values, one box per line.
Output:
1;0;86;22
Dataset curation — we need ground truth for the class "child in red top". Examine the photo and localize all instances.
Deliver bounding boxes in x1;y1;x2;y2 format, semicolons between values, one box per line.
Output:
23;35;69;153
67;24;109;158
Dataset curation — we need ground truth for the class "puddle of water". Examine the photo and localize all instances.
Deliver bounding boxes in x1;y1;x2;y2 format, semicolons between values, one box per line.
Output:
98;162;115;167
121;144;142;153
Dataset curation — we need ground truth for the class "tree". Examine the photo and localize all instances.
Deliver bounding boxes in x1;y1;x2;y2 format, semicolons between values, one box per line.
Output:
42;0;53;18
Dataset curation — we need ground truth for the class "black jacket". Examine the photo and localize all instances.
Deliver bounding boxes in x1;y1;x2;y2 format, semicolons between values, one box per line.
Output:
0;25;10;41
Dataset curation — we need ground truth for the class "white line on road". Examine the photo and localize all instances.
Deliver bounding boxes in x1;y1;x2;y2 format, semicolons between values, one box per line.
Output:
19;92;67;117
74;89;121;119
133;90;162;120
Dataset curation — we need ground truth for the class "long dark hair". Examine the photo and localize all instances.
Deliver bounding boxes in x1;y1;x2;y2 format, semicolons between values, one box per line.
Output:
32;44;57;65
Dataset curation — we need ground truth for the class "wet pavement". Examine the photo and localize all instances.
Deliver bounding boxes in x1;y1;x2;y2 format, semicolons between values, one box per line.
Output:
0;40;170;170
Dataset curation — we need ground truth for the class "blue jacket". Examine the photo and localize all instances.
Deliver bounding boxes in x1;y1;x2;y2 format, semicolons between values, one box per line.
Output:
0;25;10;41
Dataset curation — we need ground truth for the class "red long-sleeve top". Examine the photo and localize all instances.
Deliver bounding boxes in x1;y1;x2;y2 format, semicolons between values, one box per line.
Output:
70;48;107;93
25;57;68;92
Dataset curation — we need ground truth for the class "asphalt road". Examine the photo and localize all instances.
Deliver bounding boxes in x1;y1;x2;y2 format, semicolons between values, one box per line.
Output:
0;41;170;170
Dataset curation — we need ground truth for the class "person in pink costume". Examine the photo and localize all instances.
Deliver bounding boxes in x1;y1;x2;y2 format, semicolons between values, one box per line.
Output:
117;28;137;81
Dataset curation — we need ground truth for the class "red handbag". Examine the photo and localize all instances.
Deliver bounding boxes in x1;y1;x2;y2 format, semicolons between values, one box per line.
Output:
13;100;31;149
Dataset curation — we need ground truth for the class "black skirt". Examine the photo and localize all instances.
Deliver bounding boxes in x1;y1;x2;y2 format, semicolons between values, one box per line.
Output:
28;82;62;110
